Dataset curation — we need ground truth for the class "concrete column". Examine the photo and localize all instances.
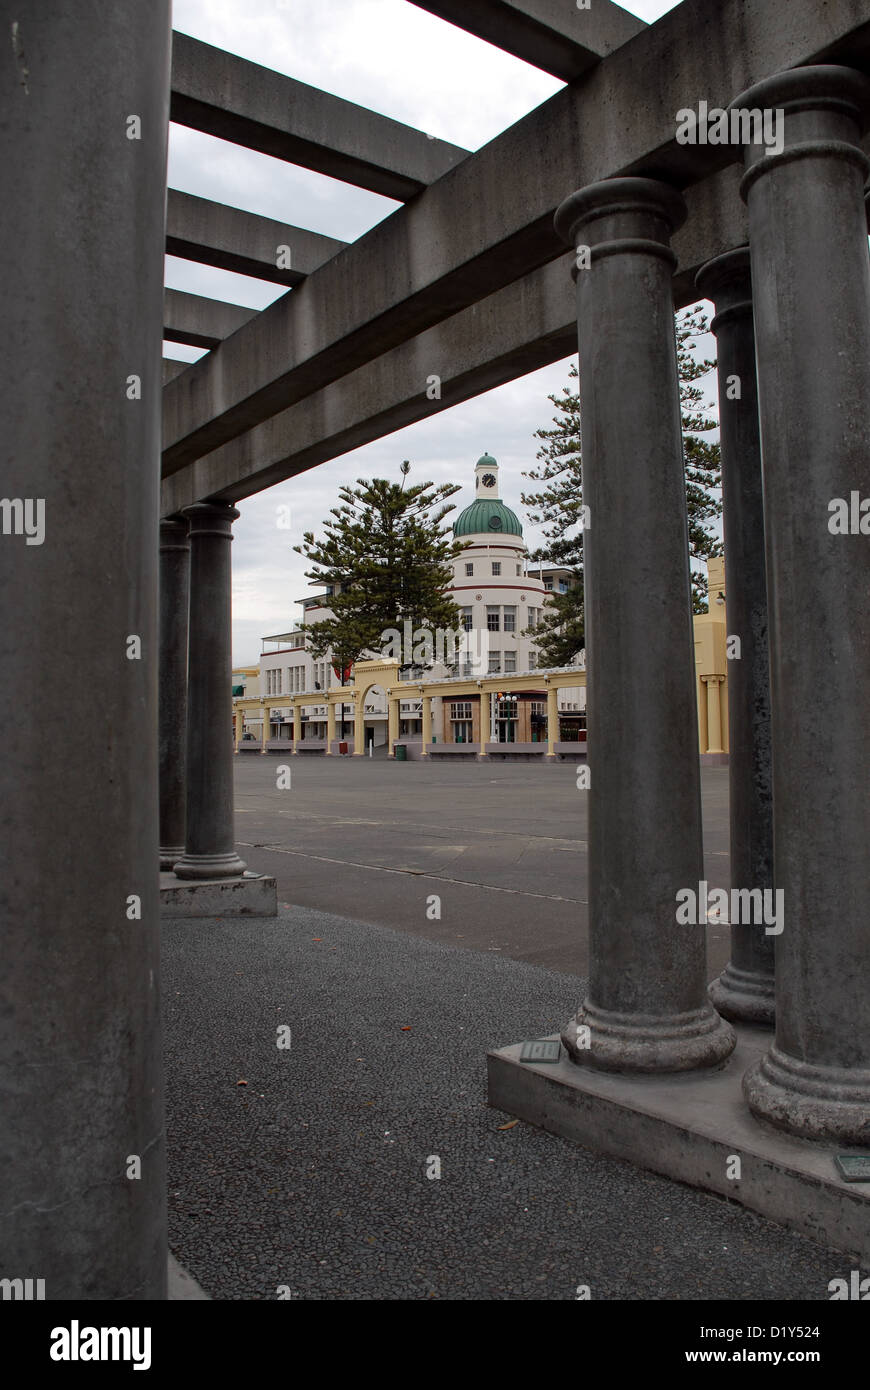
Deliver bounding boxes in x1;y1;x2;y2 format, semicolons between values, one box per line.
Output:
174;502;246;880
733;66;870;1142
159;518;190;869
293;703;302;750
420;694;432;755
695;248;774;1027
353;697;365;754
260;702;270;753
546;684;558;759
388;696;400;755
326;701;336;753
702;676;725;755
554;177;735;1073
0;0;171;1298
234;709;244;752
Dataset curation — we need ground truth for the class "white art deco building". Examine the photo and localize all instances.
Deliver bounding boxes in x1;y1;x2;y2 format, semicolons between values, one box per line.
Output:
246;453;582;747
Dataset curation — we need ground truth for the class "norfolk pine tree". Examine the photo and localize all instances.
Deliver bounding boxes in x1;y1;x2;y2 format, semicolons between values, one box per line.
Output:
521;305;724;667
294;461;464;673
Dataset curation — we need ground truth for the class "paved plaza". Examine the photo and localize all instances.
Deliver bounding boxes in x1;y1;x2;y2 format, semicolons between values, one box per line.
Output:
161;761;862;1300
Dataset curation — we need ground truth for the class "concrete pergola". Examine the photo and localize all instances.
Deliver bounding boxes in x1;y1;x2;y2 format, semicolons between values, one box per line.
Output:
4;0;870;1298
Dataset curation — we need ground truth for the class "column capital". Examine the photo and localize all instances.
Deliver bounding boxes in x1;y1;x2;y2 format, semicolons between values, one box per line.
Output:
731;66;870;202
554;176;686;267
695;247;752;330
159;515;190;550
181;499;241;537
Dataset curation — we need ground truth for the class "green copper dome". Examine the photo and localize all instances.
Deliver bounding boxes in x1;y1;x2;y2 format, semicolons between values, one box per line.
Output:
453;498;523;537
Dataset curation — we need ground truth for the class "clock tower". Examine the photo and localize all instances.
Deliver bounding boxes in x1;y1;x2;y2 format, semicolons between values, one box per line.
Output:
474;452;500;499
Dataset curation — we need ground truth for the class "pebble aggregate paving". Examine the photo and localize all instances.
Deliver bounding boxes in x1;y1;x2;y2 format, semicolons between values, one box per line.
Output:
162;904;863;1301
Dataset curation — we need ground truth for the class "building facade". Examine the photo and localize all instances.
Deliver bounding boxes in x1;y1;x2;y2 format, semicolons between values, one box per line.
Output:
246;453;584;749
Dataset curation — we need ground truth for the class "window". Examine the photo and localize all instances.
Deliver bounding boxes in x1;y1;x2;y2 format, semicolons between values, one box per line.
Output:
488;651;501;673
516;565;522;576
531;701;546;717
544;578;553;591
452;721;473;744
528;651;538;670
492;561;501;576
559;580;568;593
527;608;537;629
266;668;282;695
461;607;473;632
465;562;474;576
486;606;500;632
450;702;472;720
504;650;516;673
496;697;518;719
503;606;516;633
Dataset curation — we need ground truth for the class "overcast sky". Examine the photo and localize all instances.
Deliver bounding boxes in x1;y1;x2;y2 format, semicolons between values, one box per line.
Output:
167;0;693;665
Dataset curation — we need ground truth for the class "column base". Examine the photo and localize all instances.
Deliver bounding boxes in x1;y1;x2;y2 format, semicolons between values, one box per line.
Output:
159;845;185;871
173;850;247;880
561;999;736;1074
743;1045;870;1145
709;963;775;1027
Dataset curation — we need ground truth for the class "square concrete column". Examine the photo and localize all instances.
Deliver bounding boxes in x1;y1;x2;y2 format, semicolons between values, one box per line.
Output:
388;695;400;754
0;0;171;1297
695;249;774;1027
546;684;558;759
174;502;246;879
260;703;271;753
732;66;870;1142
420;694;432;755
159;518;190;868
554;177;735;1073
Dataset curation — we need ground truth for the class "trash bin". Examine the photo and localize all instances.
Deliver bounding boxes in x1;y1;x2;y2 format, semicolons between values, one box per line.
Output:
339;741;348;755
395;744;407;761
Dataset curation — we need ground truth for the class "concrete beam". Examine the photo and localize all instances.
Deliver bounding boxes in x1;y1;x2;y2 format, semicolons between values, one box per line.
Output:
164;358;192;385
166;189;347;286
160;165;746;514
170;31;469;201
162;0;870;477
163;288;259;349
408;0;645;82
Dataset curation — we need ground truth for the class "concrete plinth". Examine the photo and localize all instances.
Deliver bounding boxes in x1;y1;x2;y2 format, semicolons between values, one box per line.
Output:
160;872;277;917
488;1025;870;1264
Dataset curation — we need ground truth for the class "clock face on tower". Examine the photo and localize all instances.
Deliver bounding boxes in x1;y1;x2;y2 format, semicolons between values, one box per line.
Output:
481;473;496;487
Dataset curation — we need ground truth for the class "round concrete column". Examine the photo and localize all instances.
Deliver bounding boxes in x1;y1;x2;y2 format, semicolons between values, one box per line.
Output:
293;703;302;750
326;701;336;753
554;177;735;1073
732;67;870;1141
159;518;190;869
174;502;246;880
695;249;774;1027
0;1;171;1297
